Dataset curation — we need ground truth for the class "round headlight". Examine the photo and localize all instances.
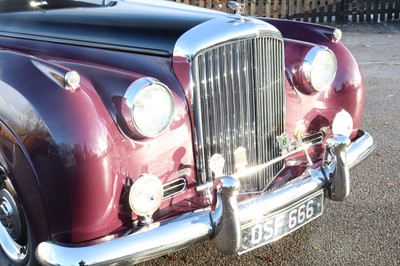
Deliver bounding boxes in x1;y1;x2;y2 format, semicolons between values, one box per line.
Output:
303;46;337;92
122;78;175;138
129;174;164;217
332;110;353;137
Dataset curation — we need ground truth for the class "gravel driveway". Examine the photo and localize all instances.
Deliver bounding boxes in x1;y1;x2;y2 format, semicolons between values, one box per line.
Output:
139;22;400;266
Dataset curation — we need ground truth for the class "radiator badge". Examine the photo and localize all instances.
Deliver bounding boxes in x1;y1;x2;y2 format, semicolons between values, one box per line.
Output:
209;154;225;177
276;133;290;154
234;147;248;172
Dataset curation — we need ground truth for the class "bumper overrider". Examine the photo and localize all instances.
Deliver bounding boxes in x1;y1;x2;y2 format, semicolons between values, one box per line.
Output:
36;130;374;266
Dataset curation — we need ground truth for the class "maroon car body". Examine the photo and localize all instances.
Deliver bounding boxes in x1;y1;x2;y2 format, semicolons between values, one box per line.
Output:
0;0;374;265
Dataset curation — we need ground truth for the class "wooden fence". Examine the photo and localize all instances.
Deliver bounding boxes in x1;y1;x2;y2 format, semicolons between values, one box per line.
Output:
173;1;400;24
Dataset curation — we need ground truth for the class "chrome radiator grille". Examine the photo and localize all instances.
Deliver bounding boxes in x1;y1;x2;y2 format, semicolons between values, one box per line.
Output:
192;36;285;192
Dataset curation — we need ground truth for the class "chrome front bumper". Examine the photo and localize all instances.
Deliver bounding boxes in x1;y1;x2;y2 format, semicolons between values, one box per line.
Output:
36;130;374;266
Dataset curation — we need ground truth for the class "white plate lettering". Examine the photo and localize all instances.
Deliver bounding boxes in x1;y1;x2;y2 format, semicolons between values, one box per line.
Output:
240;191;324;254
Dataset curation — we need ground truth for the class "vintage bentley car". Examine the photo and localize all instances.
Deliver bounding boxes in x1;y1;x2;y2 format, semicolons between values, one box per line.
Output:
0;0;374;265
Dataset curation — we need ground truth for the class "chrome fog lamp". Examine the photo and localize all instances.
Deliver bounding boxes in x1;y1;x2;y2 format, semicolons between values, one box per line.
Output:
122;78;175;139
129;174;164;217
303;46;337;92
332;110;353;137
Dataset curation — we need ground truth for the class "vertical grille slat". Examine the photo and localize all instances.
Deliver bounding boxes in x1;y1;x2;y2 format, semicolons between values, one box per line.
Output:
193;35;285;193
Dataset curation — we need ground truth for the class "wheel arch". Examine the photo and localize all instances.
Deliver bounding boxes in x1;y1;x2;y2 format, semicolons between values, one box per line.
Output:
0;120;49;245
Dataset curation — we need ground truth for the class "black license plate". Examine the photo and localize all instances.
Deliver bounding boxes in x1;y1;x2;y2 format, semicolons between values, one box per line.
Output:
239;191;324;254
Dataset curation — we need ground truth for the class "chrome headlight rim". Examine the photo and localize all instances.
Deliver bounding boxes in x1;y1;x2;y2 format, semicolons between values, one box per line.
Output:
302;45;337;92
122;77;175;139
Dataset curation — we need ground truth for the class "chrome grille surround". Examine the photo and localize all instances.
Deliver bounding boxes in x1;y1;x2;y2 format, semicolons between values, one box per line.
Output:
174;16;285;193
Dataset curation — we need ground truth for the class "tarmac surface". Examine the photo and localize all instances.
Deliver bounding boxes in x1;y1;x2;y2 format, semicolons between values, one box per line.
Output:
139;22;400;266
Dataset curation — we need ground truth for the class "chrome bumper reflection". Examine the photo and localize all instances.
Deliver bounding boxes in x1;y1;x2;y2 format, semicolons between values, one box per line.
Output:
36;130;374;266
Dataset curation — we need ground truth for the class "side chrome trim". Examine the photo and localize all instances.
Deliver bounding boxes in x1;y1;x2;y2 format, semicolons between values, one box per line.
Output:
0;32;171;57
36;130;374;266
